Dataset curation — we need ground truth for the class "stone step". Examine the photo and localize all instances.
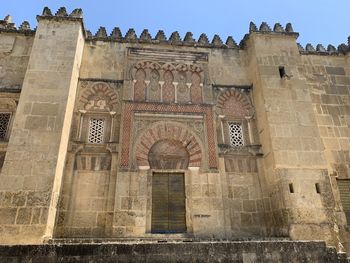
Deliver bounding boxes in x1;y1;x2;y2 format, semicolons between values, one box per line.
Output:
0;240;348;262
49;236;291;244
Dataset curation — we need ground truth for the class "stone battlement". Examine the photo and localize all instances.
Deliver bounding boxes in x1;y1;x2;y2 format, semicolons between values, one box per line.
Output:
1;6;349;54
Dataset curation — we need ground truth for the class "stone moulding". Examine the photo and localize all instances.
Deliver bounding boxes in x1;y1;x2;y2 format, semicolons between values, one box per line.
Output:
120;102;218;170
128;48;208;62
78;78;123;84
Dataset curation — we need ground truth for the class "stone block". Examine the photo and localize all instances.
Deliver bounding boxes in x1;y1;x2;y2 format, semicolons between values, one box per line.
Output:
12;192;26;207
26;191;50;206
325;66;346;76
335;76;350;85
243;200;256;212
31;103;59;116
15;208;32;225
121;197;132;210
0;192;13;207
259;66;279;76
241;213;252;226
320;94;339;105
0;208;17;224
233;186;249;199
24;116;48;130
31;208;41;225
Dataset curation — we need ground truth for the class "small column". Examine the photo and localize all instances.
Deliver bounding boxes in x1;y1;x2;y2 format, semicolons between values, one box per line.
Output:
77;110;86;141
109;111;116;142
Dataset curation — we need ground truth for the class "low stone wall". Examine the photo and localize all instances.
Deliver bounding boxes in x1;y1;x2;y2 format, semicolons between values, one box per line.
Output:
0;240;348;262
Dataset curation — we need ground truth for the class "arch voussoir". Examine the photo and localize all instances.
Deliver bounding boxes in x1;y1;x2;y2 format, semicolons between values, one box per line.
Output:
135;122;203;168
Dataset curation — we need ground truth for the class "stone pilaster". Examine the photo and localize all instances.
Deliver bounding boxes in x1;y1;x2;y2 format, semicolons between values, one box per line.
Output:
245;31;340;247
0;13;84;244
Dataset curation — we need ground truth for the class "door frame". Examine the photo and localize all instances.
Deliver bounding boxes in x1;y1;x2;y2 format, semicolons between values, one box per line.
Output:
145;168;197;235
151;172;186;234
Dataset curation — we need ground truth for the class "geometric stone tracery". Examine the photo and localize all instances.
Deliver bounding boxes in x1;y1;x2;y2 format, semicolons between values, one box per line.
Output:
228;122;244;147
87;118;105;144
0;113;11;140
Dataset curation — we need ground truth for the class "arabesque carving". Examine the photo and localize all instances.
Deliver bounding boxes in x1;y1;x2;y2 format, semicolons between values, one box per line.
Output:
79;82;119;112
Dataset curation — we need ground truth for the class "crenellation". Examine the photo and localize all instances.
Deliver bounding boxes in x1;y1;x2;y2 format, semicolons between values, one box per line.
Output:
42;7;52;16
239;34;249;49
285;23;294;33
184;32;195;44
70;8;83;18
225;36;238;49
154;30;167;42
85;30;92;38
169;31;182;44
95;27;107;38
139;29;152;42
259;22;272;32
211;34;223;47
18;21;30;31
0;15;16;30
197;33;210;46
297;43;304;52
316;44;327;52
249;22;258;33
110;27;122;39
55;7;68;17
327;44;337;53
273;23;284;33
124;28;137;41
338;43;348;54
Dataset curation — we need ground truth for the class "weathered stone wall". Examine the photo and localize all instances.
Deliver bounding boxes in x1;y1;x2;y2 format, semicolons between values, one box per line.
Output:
300;53;350;250
0;33;34;91
0;17;85;244
246;32;339;246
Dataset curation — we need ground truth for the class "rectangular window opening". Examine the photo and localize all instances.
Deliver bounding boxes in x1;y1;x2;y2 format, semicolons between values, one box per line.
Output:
279;66;286;78
289;183;294;193
0;113;11;141
88;118;105;144
228;122;244;147
315;183;321;194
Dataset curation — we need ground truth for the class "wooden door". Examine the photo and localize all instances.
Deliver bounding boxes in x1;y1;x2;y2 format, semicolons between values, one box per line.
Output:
337;179;350;223
152;173;186;233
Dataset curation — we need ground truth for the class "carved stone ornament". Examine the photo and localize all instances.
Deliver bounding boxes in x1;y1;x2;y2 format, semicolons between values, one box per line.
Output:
79;82;119;112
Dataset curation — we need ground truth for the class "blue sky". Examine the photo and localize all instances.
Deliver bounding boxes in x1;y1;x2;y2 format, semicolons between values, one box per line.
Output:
1;1;349;47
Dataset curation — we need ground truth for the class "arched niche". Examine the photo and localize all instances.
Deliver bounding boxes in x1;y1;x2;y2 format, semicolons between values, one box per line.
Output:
148;139;190;170
135;122;203;169
79;82;119;112
217;89;254;118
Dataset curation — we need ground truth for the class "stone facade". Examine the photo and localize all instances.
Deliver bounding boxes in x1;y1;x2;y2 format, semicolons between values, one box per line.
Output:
0;6;350;254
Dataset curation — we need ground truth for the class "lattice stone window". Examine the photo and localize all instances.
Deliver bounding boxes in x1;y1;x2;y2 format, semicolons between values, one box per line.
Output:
0;113;11;141
88;118;105;144
228;122;244;147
